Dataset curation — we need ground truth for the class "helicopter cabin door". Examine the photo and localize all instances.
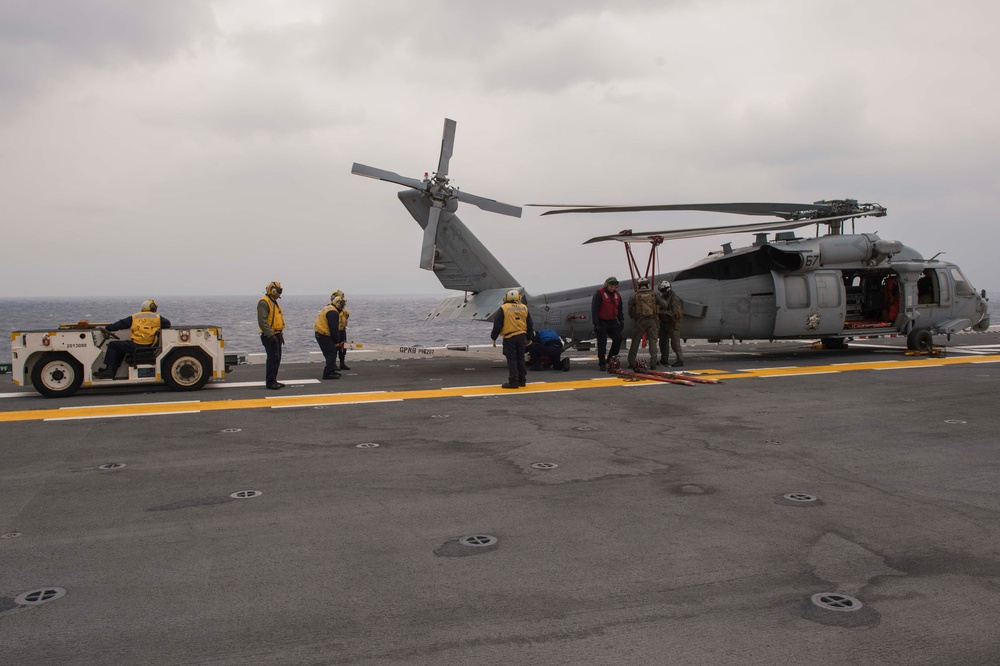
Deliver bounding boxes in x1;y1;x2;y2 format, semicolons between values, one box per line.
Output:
771;270;845;337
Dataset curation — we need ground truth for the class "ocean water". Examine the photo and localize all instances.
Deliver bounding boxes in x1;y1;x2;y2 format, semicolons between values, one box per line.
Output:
3;292;999;364
0;295;491;363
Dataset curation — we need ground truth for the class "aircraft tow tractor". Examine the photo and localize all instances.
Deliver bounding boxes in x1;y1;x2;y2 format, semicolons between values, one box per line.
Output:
10;321;235;398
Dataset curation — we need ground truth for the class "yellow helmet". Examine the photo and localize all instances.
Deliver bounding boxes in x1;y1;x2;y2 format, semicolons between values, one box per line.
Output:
266;281;283;298
141;299;158;313
504;288;521;303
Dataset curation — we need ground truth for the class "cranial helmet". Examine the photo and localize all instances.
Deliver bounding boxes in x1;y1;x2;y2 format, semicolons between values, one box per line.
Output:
659;280;671;292
141;299;158;313
504;288;521;303
637;277;650;287
331;289;343;301
266;281;283;298
604;276;619;286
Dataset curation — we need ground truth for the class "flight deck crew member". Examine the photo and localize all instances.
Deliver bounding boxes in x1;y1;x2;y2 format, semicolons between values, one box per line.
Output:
657;280;685;367
258;281;285;390
314;293;343;380
94;300;171;379
528;328;570;371
337;297;351;370
491;288;533;389
627;277;660;370
591;276;623;371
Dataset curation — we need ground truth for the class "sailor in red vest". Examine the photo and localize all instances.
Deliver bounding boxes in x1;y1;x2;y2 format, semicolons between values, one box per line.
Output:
591;276;624;371
94;300;171;379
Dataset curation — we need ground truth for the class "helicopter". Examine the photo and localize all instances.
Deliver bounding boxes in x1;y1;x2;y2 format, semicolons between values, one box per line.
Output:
352;119;990;353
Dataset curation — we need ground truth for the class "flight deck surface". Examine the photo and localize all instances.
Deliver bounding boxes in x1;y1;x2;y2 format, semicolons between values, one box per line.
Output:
2;335;1000;664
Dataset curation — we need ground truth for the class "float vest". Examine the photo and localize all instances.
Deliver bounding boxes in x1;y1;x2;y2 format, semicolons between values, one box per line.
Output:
259;296;285;333
633;289;657;318
314;304;337;336
499;302;529;338
339;308;349;331
597;289;621;320
130;312;161;345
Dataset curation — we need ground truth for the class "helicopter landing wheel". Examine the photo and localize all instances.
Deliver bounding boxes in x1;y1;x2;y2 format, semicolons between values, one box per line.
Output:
907;328;934;352
821;337;847;350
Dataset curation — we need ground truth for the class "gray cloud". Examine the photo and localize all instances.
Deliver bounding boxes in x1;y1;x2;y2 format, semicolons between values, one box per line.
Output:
0;0;215;115
1;0;999;298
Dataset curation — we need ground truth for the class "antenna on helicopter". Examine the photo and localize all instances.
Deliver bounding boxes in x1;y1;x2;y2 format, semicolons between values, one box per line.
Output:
352;119;521;271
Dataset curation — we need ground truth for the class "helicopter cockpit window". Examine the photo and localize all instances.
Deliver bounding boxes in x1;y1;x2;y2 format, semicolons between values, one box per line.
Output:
950;267;974;296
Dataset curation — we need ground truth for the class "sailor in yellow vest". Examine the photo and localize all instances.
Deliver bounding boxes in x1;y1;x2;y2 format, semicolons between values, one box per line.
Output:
258;281;285;389
490;289;533;389
94;300;171;379
314;293;343;380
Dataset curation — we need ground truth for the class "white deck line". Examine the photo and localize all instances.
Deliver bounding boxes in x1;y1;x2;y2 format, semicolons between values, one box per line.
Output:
759;371;839;377
270;399;403;409
45;411;202;422
205;379;321;389
60;400;201;410
473;388;575;396
264;390;393;400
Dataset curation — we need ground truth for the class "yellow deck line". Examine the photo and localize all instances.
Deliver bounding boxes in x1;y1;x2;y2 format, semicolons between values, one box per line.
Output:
3;354;999;424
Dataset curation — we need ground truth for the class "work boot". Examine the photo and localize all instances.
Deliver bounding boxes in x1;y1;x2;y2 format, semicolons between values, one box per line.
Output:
672;361;684;367
322;373;341;380
266;382;283;390
598;362;607;371
562;359;571;371
340;363;351;370
501;383;519;389
93;368;114;379
519;380;526;387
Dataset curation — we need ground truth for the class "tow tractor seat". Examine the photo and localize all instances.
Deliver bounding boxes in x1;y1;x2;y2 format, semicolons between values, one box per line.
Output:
124;331;161;367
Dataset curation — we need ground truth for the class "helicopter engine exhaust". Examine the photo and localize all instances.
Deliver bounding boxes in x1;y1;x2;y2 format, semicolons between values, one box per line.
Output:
764;234;903;272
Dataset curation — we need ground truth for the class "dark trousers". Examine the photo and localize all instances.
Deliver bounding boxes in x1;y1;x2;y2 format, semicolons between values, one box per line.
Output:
104;339;140;374
528;341;562;369
595;319;623;364
316;333;339;377
261;333;282;384
502;334;527;385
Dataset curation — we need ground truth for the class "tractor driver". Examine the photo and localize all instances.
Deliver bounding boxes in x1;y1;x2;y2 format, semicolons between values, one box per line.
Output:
94;300;171;379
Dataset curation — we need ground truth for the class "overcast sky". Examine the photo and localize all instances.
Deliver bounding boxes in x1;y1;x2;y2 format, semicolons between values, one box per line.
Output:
2;0;998;298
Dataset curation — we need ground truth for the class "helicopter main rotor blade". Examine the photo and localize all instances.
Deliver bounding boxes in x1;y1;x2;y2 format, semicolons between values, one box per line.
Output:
419;205;443;270
545;202;832;219
455;190;523;218
583;212;872;244
437;118;456;179
352;163;427;192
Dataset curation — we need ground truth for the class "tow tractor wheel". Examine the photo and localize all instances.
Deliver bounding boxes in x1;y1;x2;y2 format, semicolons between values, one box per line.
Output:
31;352;84;398
162;348;211;392
907;328;934;352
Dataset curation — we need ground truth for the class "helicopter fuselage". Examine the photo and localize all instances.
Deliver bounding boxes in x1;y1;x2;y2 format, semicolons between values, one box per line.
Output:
532;232;989;349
